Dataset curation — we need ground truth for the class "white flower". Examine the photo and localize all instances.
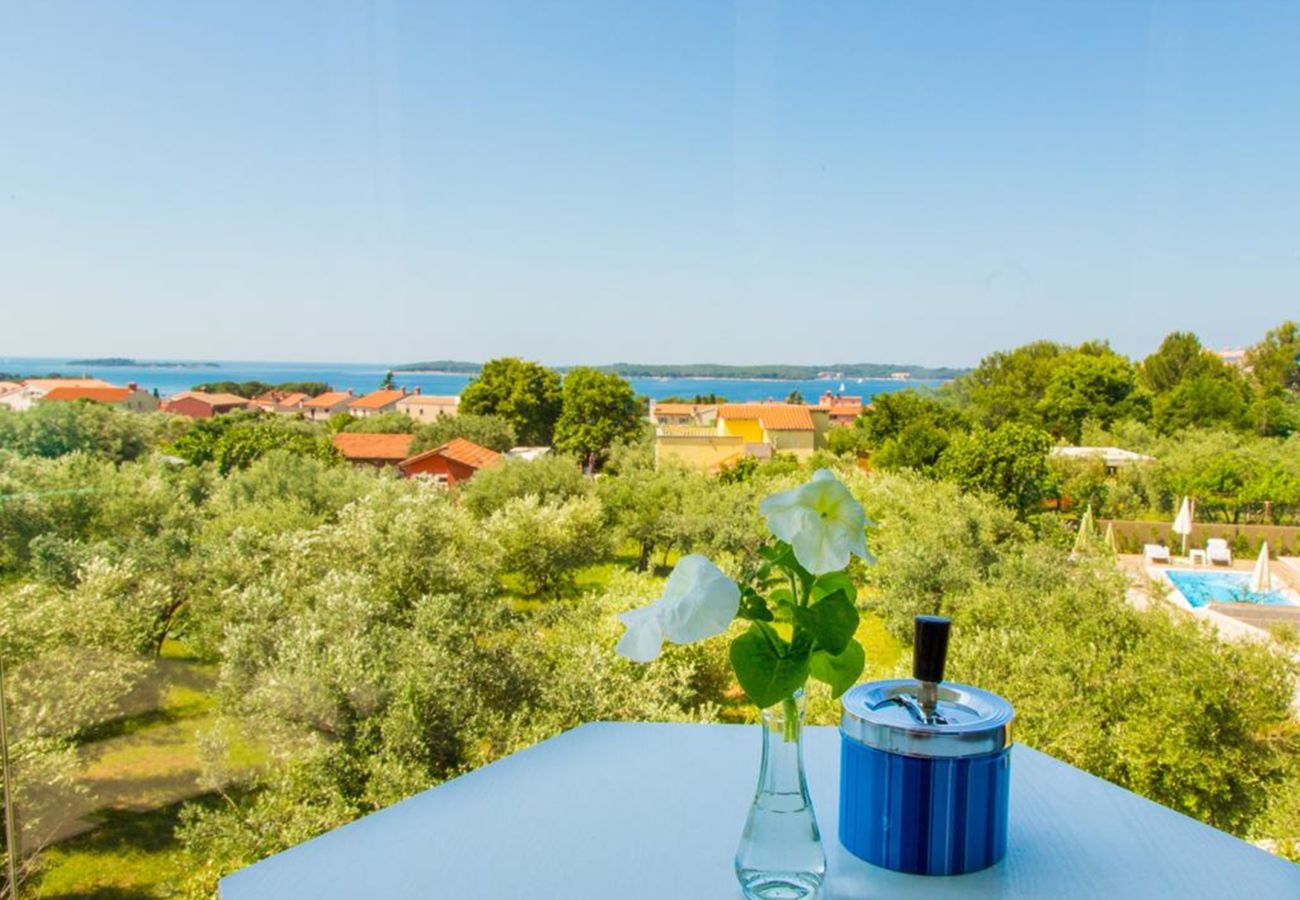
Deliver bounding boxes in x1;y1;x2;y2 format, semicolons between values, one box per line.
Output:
759;469;873;575
615;555;741;662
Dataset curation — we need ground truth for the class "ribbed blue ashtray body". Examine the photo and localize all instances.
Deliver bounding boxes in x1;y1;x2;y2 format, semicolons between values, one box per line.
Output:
838;737;1011;875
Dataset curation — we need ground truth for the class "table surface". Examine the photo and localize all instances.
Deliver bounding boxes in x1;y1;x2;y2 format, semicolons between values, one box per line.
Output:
220;722;1300;899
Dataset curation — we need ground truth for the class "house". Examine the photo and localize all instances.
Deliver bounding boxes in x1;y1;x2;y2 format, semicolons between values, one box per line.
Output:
505;446;551;462
399;437;501;484
348;388;408;418
252;390;310;414
649;402;718;427
817;392;864;426
655;402;821;471
396;393;459;422
1214;347;1249;369
40;382;160;413
303;390;355;421
332;432;416;467
717;403;817;459
1050;446;1156;474
162;390;252;418
0;378;113;411
654;425;746;471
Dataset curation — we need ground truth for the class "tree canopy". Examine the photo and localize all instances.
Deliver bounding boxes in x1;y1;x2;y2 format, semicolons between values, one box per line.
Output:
459;358;562;446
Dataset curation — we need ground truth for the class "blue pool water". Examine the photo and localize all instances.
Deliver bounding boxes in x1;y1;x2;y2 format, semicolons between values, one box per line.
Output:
1165;570;1290;608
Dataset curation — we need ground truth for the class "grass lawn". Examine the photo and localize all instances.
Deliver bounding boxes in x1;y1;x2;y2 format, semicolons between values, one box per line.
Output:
30;642;264;900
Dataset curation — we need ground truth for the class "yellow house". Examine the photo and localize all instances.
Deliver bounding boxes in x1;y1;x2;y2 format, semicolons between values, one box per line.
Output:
654;425;746;471
717;404;817;460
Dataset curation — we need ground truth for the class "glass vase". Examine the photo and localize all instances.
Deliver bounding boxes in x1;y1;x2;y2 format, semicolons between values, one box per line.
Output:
735;690;825;900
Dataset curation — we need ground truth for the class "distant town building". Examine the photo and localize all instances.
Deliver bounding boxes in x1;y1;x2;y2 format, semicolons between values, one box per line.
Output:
162;390;252;418
816;392;864;426
0;378;114;411
332;432;416;467
399;437;501;484
253;390;310;414
303;390;355;421
41;382;159;413
396;393;459;422
1213;347;1249;369
889;372;912;381
348;388;409;418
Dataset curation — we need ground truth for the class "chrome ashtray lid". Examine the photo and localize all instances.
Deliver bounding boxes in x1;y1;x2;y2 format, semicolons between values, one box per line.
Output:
840;678;1014;759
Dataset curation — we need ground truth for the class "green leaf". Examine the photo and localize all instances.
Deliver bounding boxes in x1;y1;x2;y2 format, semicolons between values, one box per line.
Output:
811;571;857;605
729;623;811;709
738;586;773;622
793;589;859;656
810;639;866;699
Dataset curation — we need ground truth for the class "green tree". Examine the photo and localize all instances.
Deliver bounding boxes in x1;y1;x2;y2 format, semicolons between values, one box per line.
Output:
0;401;156;462
1037;347;1147;442
1151;373;1250;435
1140;332;1220;394
948;552;1296;834
487;494;610;596
936;421;1053;517
948;340;1065;428
460;454;588;518
552;368;643;471
409;413;516;454
166;412;338;474
1247;320;1300;393
380;370;396;390
459;358;562;446
859;391;964;447
785;389;805;405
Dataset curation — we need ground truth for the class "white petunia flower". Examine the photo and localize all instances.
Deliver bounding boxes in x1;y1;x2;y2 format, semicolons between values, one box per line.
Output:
615;555;741;662
759;469;873;575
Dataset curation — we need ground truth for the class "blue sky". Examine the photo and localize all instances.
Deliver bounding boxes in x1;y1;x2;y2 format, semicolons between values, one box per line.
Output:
2;1;1297;367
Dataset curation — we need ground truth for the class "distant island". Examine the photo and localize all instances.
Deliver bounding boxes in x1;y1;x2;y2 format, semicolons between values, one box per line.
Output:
395;360;967;380
67;357;220;369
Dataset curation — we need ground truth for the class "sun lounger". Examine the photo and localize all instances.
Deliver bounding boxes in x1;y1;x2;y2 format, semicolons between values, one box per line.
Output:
1206;538;1233;566
1144;544;1171;564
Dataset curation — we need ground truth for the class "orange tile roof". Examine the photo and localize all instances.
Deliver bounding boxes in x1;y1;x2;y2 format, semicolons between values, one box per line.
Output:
41;386;134;403
332;432;416;461
23;378;113;391
167;390;250;406
276;392;309;407
400;437;501;471
348;389;406;410
718;403;814;431
0;381;23;394
653;403;716;415
303;391;353;409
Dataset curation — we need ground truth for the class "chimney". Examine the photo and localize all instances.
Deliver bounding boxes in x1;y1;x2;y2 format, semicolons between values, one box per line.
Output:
401;387;408;396
127;382;138;391
414;386;422;395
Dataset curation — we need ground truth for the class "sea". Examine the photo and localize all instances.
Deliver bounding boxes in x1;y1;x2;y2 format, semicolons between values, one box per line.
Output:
0;357;944;404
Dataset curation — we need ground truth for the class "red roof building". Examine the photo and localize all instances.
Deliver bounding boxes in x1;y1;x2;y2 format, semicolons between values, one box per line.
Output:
162;390;251;418
303;390;355;421
347;388;408;417
332;432;416;466
398;437;501;484
40;383;160;413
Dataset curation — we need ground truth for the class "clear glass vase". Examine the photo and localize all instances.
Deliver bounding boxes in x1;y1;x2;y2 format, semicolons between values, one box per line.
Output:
735;690;826;900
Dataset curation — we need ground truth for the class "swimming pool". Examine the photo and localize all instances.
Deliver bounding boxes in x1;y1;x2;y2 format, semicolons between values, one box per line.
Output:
1164;570;1291;608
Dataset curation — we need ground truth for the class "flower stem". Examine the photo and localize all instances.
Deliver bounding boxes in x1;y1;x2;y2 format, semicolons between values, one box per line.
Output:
781;695;799;743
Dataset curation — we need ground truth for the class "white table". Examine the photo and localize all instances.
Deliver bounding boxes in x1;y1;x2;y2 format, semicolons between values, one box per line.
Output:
220;722;1300;899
